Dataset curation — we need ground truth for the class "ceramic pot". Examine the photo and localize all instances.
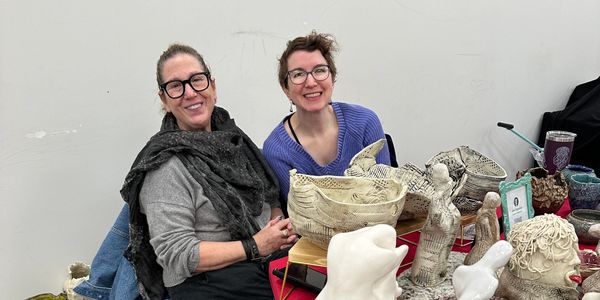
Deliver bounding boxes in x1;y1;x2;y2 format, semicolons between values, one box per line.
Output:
567;209;600;244
516;167;568;215
568;174;600;210
561;164;596;186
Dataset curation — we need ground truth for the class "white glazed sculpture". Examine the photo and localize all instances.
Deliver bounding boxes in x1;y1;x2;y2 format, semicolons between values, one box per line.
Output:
464;192;501;265
583;292;600;300
495;214;582;300
316;224;409;300
453;240;513;300
410;163;465;286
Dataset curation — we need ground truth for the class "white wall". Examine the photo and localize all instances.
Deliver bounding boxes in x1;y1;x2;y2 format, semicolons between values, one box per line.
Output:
1;1;599;298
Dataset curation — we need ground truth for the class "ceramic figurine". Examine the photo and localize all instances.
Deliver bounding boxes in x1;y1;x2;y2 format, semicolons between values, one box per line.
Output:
464;192;501;265
344;139;464;220
516;167;568;215
287;169;407;249
344;139;435;220
453;240;513;300
425;146;507;212
316;224;409;300
410;163;465;286
495;214;582;300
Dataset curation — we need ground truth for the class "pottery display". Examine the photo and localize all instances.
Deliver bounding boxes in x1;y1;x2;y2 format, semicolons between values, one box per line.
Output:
316;224;408;300
568;174;600;210
561;164;596;186
426;146;507;210
516;167;568;215
453;240;513;300
566;209;600;245
410;164;463;287
344;139;456;220
495;214;581;300
287;169;407;249
463;192;501;265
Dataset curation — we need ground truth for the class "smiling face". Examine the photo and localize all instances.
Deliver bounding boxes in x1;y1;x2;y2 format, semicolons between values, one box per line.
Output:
283;50;333;113
159;53;216;131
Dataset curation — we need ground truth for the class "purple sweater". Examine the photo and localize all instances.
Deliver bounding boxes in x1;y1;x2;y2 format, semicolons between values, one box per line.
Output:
262;102;391;214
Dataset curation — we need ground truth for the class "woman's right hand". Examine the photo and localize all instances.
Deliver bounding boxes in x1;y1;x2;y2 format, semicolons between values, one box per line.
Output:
253;217;298;256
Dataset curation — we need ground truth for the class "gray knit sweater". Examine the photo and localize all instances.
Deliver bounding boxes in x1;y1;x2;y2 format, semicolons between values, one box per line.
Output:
140;156;271;287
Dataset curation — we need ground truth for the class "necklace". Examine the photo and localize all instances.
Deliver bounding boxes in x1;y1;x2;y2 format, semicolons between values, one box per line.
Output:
285;114;302;146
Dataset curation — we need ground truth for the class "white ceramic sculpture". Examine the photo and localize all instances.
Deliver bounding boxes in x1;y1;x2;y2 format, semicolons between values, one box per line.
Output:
453;240;513;300
316;224;409;300
583;292;600;300
410;163;465;286
287;169;407;249
463;192;501;265
495;214;582;300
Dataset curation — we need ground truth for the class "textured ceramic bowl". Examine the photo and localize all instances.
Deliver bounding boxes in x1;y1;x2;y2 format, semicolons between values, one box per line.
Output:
287;170;408;249
568;174;600;210
562;164;596;186
517;167;567;215
566;209;600;244
426;146;506;207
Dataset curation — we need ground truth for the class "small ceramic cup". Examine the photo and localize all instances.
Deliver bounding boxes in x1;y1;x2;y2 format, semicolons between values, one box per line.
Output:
568;174;600;210
566;209;600;244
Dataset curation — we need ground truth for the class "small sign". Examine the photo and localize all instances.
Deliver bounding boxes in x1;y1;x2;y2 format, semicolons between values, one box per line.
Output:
499;173;534;237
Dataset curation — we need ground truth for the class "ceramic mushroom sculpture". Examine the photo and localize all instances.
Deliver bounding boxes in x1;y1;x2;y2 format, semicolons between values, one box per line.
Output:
316;224;408;300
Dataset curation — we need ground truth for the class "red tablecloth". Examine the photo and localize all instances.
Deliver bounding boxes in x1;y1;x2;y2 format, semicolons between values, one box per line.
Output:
270;198;596;300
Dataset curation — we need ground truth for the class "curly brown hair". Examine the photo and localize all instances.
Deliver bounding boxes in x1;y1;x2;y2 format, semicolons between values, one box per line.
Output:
277;31;338;89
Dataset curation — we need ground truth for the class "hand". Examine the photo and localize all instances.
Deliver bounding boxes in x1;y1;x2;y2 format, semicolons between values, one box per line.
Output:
253;217;298;256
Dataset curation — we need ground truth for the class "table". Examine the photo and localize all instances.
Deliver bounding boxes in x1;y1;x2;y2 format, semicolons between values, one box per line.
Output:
270;216;476;300
271;198;598;299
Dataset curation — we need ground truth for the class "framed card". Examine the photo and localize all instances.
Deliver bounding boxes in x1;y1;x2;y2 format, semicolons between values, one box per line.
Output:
499;172;534;237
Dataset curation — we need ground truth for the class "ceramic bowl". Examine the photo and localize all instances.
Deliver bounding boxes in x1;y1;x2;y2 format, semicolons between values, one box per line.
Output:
568;174;600;210
516;167;567;215
561;164;596;186
566;209;600;244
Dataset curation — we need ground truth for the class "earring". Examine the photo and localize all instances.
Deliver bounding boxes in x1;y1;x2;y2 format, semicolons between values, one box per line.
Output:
289;100;294;112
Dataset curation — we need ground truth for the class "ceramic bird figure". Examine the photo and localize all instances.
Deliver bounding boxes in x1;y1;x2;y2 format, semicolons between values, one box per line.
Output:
453;240;513;300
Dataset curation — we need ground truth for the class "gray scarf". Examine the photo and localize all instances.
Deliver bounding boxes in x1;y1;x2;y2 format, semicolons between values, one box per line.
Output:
121;106;280;299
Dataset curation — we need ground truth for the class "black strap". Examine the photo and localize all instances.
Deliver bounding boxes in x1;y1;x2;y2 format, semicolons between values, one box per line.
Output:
285;114;302;146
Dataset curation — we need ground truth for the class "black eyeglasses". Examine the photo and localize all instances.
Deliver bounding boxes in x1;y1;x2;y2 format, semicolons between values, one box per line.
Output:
160;72;211;99
286;65;331;85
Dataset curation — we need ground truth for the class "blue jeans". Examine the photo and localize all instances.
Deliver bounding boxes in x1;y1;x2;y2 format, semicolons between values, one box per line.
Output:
74;204;141;300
